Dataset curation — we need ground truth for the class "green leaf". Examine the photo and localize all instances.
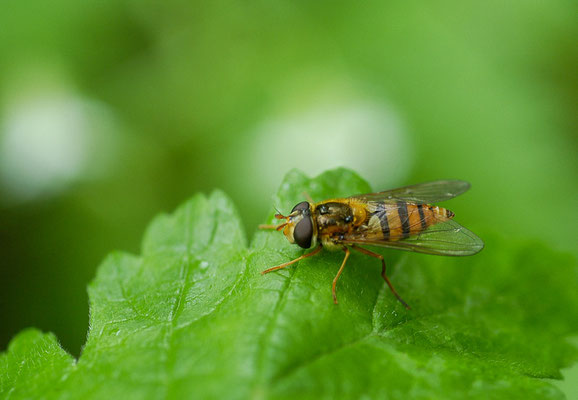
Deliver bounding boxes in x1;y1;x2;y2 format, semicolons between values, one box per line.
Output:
1;168;577;399
0;329;75;399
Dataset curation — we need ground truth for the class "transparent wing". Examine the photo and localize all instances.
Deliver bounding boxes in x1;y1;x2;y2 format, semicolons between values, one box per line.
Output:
349;180;471;204
341;219;484;256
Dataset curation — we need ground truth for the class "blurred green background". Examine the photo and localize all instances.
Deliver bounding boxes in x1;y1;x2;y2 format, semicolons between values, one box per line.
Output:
0;0;576;377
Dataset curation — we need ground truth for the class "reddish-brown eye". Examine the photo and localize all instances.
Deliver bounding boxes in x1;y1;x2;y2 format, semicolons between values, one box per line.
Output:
293;217;313;248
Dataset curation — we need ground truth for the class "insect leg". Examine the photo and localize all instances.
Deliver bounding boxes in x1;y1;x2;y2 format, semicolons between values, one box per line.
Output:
258;224;279;230
261;245;322;275
350;245;411;310
259;213;289;230
258;223;288;231
332;247;351;305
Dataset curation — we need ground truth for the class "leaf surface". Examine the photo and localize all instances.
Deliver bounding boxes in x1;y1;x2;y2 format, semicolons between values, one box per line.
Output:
1;168;577;399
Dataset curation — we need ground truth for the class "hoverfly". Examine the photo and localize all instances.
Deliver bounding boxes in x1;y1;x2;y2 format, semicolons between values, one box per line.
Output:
259;180;484;309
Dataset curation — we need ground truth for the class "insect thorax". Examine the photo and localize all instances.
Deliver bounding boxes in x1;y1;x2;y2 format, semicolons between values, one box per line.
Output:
314;201;356;249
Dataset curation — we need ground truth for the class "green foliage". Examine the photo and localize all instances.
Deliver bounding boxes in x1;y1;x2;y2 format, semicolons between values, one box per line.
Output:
1;168;577;399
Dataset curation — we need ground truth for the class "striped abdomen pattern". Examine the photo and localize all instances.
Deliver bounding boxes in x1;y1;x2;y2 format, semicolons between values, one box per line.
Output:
368;202;454;241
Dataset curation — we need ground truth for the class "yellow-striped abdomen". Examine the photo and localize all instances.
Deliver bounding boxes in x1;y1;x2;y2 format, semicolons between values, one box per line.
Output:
366;202;454;241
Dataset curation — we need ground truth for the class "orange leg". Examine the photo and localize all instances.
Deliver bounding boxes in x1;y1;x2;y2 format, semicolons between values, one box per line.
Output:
259;213;288;230
332;247;351;304
258;224;278;230
350;245;411;310
258;221;287;231
261;245;323;275
258;223;287;230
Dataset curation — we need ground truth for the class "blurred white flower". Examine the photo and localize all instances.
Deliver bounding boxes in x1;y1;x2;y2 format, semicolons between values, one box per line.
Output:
251;100;413;191
0;92;119;202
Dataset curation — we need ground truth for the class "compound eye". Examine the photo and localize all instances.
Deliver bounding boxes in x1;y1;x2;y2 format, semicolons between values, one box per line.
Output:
291;201;310;213
293;217;313;249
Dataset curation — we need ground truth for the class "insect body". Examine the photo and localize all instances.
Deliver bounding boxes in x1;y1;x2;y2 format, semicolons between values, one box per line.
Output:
259;180;484;309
